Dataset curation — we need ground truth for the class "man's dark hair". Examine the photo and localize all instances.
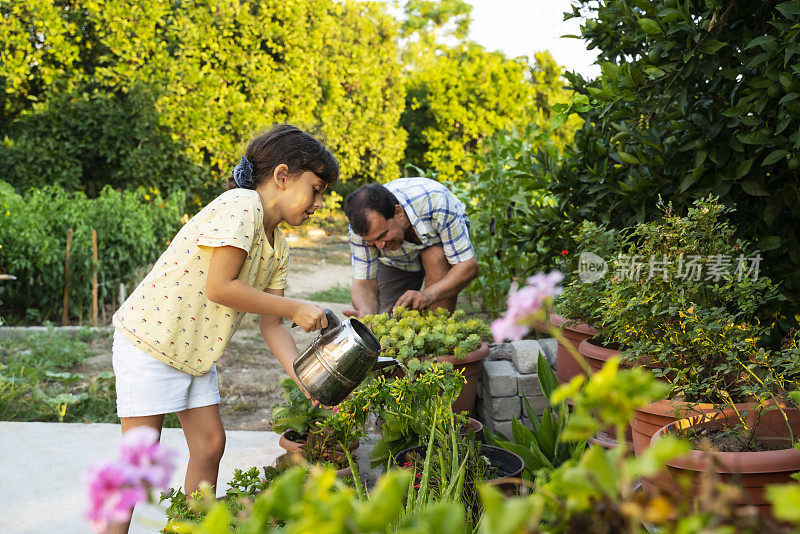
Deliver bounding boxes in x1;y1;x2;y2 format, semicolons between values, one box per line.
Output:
344;183;399;235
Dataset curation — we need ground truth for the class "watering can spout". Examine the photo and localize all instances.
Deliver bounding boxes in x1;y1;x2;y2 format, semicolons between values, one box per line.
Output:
373;356;399;371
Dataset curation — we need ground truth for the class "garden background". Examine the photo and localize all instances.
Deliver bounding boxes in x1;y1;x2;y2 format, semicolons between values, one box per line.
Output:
1;0;798;331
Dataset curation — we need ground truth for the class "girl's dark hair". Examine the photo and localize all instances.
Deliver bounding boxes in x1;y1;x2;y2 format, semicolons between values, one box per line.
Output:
227;124;339;190
344;183;399;235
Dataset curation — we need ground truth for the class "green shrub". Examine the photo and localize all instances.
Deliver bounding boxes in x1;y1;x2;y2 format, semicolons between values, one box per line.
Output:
0;182;184;323
543;0;800;334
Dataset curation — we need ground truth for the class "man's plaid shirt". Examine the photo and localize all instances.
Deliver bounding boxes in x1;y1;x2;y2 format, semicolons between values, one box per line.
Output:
349;177;474;280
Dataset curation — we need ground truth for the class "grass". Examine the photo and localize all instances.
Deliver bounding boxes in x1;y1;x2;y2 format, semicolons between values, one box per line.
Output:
307;284;351;304
0;329;180;427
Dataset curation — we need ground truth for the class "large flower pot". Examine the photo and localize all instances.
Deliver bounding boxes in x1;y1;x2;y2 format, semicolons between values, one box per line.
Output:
549;314;597;384
651;407;800;518
631;400;757;456
577;338;635;448
435;342;490;416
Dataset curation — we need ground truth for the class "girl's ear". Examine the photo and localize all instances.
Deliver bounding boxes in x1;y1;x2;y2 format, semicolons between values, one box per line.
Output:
272;164;290;189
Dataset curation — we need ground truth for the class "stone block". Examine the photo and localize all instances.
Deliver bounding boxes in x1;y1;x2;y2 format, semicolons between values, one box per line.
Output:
481;360;518;397
510;340;545;374
517;373;542;398
537;338;558;367
521;393;550;417
481;394;520;421
487;342;513;361
485;419;514;438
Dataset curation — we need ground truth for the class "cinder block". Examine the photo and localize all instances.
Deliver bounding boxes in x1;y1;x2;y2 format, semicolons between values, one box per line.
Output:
521;393;550;417
481;360;518;397
485;418;514;439
487;343;513;361
517;373;542;398
537;338;558;367
482;394;520;421
510;340;544;374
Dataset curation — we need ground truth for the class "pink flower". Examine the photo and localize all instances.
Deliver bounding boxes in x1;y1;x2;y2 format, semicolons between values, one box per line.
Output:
492;271;563;342
84;461;145;529
84;427;177;532
118;426;176;490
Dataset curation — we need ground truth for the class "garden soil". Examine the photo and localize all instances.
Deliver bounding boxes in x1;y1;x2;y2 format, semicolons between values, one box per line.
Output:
73;233;354;431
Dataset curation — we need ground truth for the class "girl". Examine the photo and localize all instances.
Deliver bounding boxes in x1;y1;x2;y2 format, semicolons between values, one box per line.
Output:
109;124;338;532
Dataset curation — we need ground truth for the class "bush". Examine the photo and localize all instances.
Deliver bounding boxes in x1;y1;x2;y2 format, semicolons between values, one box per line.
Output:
543;0;800;334
0;181;184;323
0;0;406;200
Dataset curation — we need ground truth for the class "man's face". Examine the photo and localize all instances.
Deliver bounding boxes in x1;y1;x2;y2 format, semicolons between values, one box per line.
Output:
361;207;405;251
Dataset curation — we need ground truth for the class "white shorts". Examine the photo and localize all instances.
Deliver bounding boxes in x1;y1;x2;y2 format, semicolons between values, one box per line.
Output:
112;329;220;418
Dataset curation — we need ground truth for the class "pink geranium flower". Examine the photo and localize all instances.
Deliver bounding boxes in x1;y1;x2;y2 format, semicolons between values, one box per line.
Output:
84;461;145;529
85;427;177;532
118;426;176;490
492;271;563;342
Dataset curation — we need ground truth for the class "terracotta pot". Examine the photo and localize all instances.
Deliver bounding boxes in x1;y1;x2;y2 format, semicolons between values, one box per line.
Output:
651;407;800;518
631;400;758;456
577;337;622;374
273;451;355;478
549;314;597;384
435;342;490;416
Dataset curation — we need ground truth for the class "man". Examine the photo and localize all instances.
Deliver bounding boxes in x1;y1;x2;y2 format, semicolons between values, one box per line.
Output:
343;177;478;317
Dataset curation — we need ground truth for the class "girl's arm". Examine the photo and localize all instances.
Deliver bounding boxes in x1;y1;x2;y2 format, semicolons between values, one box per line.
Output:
205;245;326;332
258;289;301;380
259;288;321;404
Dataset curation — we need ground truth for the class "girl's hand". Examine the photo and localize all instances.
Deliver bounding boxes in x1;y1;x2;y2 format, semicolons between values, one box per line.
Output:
291;303;327;332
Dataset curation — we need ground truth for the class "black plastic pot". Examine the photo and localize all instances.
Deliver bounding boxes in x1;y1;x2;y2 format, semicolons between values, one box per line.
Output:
394;444;524;480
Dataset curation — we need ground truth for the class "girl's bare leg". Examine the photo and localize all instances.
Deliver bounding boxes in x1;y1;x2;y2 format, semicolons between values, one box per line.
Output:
176;404;226;495
106;415;166;534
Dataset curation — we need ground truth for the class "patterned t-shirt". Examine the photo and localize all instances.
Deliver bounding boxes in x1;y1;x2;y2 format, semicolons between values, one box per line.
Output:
113;189;288;376
349;177;474;279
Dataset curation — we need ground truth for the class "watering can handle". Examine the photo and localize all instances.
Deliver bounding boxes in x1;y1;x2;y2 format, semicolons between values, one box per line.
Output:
291;308;341;334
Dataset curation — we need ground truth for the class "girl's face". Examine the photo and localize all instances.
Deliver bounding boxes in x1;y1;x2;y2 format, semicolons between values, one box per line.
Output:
280;170;327;226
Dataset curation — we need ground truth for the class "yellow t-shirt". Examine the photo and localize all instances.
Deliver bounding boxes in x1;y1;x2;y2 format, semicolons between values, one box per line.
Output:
113;188;288;376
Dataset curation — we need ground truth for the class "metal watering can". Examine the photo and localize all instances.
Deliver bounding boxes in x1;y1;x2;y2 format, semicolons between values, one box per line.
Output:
292;309;398;406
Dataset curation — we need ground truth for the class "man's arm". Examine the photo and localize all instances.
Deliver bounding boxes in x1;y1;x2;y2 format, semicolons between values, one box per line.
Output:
347;278;379;318
395;257;478;310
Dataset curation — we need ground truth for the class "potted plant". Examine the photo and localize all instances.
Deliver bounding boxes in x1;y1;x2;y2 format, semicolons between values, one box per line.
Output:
595;197;785;455
651;397;800;519
364;307;491;414
334;360;481;468
269;377;335;452
551;221;621;384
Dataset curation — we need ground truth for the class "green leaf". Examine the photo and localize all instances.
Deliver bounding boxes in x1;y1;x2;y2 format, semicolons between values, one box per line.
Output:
617;150;640;165
536;352;559;402
637;18;663;35
758;236;782;250
763;149;788;165
776;1;800;18
744;35;777;50
741;179;770;196
766;484;800;522
702;39;726;54
736;158;755;178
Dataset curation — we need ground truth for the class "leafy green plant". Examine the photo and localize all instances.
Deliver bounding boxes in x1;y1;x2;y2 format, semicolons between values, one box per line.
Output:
269;378;333;438
554;221;623;328
364;307;490;363
0;182;184;324
541;0;800;333
485;352;586;480
334;361;467;468
600;197;784;405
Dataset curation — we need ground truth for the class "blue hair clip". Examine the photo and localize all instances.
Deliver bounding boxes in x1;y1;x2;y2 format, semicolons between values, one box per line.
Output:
231;156;255;189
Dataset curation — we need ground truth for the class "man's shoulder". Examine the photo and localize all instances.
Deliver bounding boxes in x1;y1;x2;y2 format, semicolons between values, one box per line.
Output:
385;177;449;194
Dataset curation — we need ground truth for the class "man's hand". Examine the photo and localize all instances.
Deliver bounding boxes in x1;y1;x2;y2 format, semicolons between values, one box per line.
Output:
291;303;327;332
394;289;434;311
342;309;368;319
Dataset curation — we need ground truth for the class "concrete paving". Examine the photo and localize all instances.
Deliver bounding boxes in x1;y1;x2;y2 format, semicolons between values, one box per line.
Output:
0;422;283;534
